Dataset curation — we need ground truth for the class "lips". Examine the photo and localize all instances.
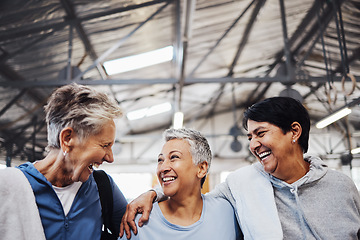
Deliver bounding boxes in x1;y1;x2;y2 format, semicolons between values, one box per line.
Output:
160;175;177;186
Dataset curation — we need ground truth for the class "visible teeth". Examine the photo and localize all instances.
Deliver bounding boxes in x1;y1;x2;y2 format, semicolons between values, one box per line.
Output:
163;177;175;182
258;151;271;158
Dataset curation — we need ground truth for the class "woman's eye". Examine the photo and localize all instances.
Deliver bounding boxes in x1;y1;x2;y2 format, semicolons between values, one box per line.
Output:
158;158;164;163
170;155;179;160
258;131;266;137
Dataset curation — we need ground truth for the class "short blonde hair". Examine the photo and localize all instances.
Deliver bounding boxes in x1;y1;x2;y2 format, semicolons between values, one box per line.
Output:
44;83;122;150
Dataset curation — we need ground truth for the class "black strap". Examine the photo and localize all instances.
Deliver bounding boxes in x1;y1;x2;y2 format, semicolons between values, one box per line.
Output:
93;170;117;240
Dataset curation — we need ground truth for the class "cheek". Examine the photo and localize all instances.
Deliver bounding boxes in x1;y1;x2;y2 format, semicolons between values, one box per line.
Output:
89;146;106;157
79;148;104;164
156;167;161;177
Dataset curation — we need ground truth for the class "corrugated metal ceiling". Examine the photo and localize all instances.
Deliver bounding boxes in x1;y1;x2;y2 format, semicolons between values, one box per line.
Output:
1;0;360;167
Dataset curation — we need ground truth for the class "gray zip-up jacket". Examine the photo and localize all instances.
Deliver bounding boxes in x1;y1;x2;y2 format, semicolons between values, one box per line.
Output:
256;156;360;239
209;156;360;240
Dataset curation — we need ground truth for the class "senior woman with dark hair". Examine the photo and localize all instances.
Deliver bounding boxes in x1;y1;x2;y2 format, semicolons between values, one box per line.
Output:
120;97;360;240
242;97;360;239
17;83;127;240
119;128;241;240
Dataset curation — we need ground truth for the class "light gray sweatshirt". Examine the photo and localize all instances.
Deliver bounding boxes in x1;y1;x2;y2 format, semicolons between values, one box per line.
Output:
209;156;360;239
261;156;360;239
0;168;46;240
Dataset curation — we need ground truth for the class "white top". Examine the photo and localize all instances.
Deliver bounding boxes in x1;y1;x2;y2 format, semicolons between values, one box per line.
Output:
53;182;82;216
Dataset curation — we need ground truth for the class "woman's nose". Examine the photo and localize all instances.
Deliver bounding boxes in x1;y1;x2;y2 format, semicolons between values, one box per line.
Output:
104;148;114;163
249;138;260;153
158;159;171;173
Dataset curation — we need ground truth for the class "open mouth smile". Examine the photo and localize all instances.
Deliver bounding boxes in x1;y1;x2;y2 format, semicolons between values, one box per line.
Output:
162;176;176;182
88;163;101;171
257;151;271;161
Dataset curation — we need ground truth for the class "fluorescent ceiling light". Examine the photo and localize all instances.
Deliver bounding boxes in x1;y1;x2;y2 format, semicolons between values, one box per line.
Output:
104;46;173;75
351;147;360;155
127;102;172;121
173;112;184;129
316;107;352;129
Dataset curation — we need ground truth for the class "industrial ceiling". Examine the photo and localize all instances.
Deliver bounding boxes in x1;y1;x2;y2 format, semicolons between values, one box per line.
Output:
1;0;360;173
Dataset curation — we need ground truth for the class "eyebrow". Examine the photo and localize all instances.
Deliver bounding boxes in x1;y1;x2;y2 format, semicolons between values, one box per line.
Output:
158;150;182;158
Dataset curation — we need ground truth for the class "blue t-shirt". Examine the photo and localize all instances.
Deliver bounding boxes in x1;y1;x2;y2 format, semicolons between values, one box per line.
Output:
17;162;128;240
119;194;242;240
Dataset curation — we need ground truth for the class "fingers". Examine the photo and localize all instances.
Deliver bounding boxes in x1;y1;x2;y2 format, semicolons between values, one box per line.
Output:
119;190;157;238
138;208;150;227
121;205;137;239
124;219;133;239
137;200;153;227
127;218;138;237
119;208;128;238
119;221;124;238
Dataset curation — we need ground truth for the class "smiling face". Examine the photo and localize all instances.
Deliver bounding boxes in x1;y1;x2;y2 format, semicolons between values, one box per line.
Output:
247;119;295;180
157;139;204;199
66;119;116;182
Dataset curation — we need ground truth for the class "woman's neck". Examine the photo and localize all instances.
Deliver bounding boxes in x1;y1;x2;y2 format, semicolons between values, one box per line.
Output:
34;150;74;187
159;193;203;226
282;154;310;184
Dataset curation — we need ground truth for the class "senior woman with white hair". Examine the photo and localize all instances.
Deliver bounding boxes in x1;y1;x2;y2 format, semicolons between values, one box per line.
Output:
17;83;127;240
119;128;241;240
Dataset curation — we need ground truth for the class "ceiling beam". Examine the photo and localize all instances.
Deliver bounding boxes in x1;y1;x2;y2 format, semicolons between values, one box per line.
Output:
72;1;172;81
0;75;354;88
0;0;173;42
0;78;179;87
60;0;108;80
227;0;265;77
189;0;256;77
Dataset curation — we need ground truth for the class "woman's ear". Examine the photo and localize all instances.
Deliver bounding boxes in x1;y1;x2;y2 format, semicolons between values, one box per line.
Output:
59;127;75;152
291;122;302;142
197;161;209;179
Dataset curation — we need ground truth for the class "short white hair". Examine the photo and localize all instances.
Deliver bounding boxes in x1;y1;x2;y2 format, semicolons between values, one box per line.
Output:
163;128;212;187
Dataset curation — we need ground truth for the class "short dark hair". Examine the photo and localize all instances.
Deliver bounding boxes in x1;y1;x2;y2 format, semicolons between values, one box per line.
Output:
242;97;310;153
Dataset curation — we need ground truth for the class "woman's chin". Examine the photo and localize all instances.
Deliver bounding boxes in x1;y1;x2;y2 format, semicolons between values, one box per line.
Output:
163;188;177;198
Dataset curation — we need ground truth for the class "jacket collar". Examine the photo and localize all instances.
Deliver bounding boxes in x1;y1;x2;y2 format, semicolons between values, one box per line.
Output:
253;155;328;188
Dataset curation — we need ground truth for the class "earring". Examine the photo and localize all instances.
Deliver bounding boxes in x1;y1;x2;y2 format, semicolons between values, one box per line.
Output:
63;150;67;156
292;139;296;143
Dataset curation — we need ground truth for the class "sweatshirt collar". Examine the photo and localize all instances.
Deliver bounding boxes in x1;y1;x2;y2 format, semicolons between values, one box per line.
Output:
253;155;328;188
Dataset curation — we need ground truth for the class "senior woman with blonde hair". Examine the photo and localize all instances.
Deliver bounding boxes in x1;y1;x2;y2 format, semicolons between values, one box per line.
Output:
17;83;127;240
